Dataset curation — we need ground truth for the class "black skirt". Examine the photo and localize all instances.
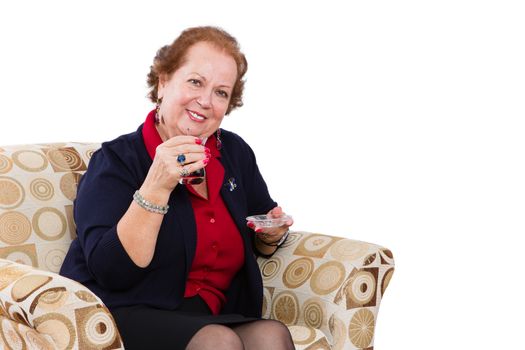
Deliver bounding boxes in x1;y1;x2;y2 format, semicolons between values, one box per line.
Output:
110;296;260;350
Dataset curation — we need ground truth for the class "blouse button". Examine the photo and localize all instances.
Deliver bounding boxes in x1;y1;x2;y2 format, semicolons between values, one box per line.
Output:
210;218;216;223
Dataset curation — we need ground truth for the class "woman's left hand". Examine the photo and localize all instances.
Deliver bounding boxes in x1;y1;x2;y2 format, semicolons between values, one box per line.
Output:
248;206;293;245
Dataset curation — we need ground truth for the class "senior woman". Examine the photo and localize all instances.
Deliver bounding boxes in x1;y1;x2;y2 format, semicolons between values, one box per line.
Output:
60;26;294;350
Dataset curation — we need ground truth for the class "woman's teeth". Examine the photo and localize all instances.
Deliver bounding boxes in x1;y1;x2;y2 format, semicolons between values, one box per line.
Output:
189;111;205;121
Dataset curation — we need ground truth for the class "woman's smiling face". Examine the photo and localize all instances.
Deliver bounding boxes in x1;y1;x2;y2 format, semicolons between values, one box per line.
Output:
156;41;238;140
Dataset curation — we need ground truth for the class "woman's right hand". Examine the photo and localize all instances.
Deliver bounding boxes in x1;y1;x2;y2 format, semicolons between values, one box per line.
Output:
142;136;209;197
118;135;208;268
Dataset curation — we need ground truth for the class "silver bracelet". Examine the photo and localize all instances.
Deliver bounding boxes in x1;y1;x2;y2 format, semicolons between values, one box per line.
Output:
133;190;169;215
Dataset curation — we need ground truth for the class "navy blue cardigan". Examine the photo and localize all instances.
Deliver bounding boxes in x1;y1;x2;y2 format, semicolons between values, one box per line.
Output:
60;125;277;317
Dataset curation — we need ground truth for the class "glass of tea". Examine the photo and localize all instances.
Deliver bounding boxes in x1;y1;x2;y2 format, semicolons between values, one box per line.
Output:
179;135;207;185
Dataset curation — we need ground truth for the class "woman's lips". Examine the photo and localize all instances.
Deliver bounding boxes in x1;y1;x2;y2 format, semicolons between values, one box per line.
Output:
187;110;206;122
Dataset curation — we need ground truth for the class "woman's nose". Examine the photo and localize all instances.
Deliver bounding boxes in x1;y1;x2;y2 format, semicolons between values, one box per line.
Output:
196;91;212;109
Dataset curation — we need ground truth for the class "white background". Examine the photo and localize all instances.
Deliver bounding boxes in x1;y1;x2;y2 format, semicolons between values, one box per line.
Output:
1;0;524;348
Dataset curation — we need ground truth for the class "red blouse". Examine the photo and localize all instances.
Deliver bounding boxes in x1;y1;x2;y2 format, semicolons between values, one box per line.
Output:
141;110;244;315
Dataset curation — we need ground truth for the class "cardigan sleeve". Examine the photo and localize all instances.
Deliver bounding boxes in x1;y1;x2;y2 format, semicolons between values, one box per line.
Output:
73;139;148;290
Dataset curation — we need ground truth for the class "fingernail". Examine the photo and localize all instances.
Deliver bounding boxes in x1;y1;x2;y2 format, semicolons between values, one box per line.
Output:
203;158;209;165
255;228;263;233
195;138;202;145
247;222;255;228
205;147;211;155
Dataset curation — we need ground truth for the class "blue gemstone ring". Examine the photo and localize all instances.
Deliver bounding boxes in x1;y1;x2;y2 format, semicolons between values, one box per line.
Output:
176;154;186;165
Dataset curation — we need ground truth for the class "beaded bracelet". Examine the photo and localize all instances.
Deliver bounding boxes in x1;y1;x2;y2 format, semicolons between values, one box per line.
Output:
133;190;169;215
257;229;290;247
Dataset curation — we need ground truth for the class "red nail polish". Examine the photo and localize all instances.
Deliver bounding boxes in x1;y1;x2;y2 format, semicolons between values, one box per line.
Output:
255;228;263;233
247;222;255;228
203;158;209;165
195;138;202;145
205;147;211;154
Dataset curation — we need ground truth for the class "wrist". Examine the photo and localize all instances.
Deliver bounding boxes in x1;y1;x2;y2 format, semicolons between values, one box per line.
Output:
133;190;169;215
257;229;290;247
139;184;171;205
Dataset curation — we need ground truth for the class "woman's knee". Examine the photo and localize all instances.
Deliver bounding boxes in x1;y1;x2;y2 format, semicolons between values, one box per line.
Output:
261;320;294;348
238;320;294;349
261;320;292;338
186;324;243;350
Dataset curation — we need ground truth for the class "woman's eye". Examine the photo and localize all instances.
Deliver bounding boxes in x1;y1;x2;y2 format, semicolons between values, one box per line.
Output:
188;79;201;86
216;90;229;98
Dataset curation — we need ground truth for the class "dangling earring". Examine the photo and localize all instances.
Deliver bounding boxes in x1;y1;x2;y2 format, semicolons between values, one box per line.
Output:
155;98;162;125
216;128;222;150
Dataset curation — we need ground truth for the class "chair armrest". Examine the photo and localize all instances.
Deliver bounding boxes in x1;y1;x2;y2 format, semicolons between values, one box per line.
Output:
0;258;123;349
257;231;394;349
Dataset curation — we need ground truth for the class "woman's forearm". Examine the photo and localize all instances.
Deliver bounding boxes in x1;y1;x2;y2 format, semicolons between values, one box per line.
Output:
116;186;171;268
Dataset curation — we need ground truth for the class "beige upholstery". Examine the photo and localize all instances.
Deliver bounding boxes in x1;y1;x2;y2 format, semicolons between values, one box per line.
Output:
0;143;122;349
0;142;394;349
257;232;394;350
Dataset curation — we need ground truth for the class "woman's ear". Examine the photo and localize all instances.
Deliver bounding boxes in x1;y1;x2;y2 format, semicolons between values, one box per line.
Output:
157;73;168;99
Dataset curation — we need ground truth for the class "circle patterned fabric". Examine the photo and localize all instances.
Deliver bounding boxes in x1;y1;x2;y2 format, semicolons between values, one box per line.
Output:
260;256;283;282
347;271;376;305
330;239;370;261
271;291;299;325
11;150;48;172
77;305;118;348
283;257;314;289
32;207;67;241
329;314;347;350
310;261;346;295
0;143;125;349
302;297;325;329
30;178;54;201
288;325;317;345
258;231;394;349
59;173;81;201
32;288;70;312
0;177;25;210
46;148;85;172
0;155;13;174
43;248;67;273
349;309;375;348
0;211;31;245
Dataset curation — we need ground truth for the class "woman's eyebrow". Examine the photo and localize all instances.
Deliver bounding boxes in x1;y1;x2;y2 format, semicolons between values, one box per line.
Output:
189;72;207;81
190;72;232;89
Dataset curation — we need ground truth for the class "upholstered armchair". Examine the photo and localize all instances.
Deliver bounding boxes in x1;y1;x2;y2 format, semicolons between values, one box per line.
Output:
0;142;394;349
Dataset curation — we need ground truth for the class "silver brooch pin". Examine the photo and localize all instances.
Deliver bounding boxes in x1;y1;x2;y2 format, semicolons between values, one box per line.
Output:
226;177;237;191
